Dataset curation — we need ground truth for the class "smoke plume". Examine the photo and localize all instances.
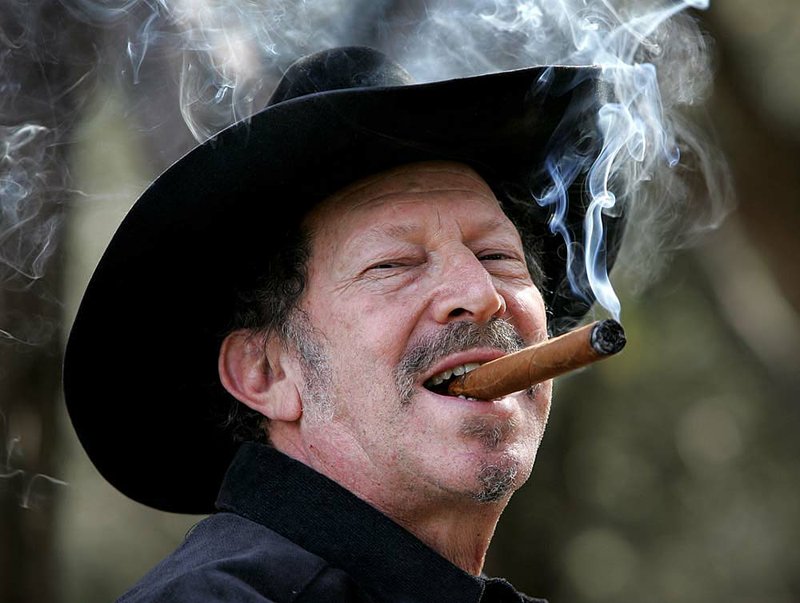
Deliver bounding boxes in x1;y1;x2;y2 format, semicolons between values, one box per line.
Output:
1;0;731;345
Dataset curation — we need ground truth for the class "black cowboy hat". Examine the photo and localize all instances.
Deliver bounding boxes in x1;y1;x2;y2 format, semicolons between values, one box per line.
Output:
64;46;624;514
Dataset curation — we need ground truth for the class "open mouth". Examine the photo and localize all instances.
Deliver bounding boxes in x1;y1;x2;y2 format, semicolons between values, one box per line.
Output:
423;362;482;397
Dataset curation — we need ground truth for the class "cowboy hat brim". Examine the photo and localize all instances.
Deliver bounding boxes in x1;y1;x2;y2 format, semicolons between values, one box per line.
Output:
64;63;619;514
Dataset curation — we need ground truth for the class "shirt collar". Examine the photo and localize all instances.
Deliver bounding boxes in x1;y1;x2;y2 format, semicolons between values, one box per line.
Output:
215;441;491;602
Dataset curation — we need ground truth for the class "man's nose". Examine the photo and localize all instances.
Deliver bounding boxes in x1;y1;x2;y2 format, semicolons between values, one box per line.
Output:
431;252;507;324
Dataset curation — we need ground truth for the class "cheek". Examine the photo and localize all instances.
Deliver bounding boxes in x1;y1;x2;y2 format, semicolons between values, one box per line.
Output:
505;287;548;340
332;296;421;364
320;308;403;396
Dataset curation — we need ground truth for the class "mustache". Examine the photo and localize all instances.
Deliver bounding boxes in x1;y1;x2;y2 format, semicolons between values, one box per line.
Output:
394;318;526;402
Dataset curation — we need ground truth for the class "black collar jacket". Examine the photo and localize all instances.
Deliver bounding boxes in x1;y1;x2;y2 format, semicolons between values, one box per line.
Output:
118;442;547;603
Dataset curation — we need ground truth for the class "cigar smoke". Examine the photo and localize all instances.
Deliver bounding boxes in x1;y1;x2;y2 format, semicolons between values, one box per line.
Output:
404;1;732;326
1;410;68;508
1;0;731;345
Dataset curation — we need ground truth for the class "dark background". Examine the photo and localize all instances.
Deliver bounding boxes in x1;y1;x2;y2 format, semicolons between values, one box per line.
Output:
2;1;799;602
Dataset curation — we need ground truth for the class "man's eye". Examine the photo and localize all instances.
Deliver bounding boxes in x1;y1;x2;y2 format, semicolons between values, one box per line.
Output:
363;260;414;275
479;252;513;261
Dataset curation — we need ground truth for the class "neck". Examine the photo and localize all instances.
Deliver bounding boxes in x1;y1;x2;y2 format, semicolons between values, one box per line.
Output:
271;427;509;575
378;494;508;575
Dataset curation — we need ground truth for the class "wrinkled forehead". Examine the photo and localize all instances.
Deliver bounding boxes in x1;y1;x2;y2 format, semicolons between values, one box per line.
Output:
305;160;502;228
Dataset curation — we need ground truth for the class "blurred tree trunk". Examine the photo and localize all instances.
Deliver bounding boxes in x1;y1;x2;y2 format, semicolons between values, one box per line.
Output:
0;3;96;602
701;11;800;313
694;11;800;389
0;285;64;603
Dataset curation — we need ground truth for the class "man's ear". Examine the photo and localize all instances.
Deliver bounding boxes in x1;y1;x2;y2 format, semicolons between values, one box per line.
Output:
218;330;303;422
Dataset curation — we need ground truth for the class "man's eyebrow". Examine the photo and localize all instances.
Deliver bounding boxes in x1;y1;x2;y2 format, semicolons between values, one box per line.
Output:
357;222;422;242
476;216;517;236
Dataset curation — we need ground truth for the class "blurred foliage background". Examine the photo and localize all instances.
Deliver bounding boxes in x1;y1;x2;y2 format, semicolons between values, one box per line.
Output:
1;1;799;602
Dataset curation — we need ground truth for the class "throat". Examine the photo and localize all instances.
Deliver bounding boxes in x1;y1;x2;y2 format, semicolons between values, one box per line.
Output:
388;501;504;576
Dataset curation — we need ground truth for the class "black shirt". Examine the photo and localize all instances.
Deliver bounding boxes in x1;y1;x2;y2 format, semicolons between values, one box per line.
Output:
118;442;546;602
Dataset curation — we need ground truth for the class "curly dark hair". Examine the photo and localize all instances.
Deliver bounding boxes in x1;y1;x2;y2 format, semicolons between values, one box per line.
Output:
222;227;312;443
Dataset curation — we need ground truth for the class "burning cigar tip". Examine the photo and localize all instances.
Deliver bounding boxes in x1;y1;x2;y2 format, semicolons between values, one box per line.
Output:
590;318;627;355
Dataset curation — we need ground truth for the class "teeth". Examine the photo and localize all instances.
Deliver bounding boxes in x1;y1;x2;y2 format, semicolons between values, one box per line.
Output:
425;362;481;387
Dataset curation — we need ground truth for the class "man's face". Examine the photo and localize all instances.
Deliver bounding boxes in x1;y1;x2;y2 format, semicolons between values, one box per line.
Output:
286;160;551;510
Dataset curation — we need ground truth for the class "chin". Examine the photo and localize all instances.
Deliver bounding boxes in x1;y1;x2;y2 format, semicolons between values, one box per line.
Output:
466;445;535;505
471;460;518;503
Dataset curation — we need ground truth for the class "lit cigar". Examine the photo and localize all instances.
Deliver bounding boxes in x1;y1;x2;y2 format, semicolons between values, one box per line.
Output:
447;319;626;400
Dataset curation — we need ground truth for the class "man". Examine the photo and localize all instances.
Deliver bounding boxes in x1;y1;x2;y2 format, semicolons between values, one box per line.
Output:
64;46;623;601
